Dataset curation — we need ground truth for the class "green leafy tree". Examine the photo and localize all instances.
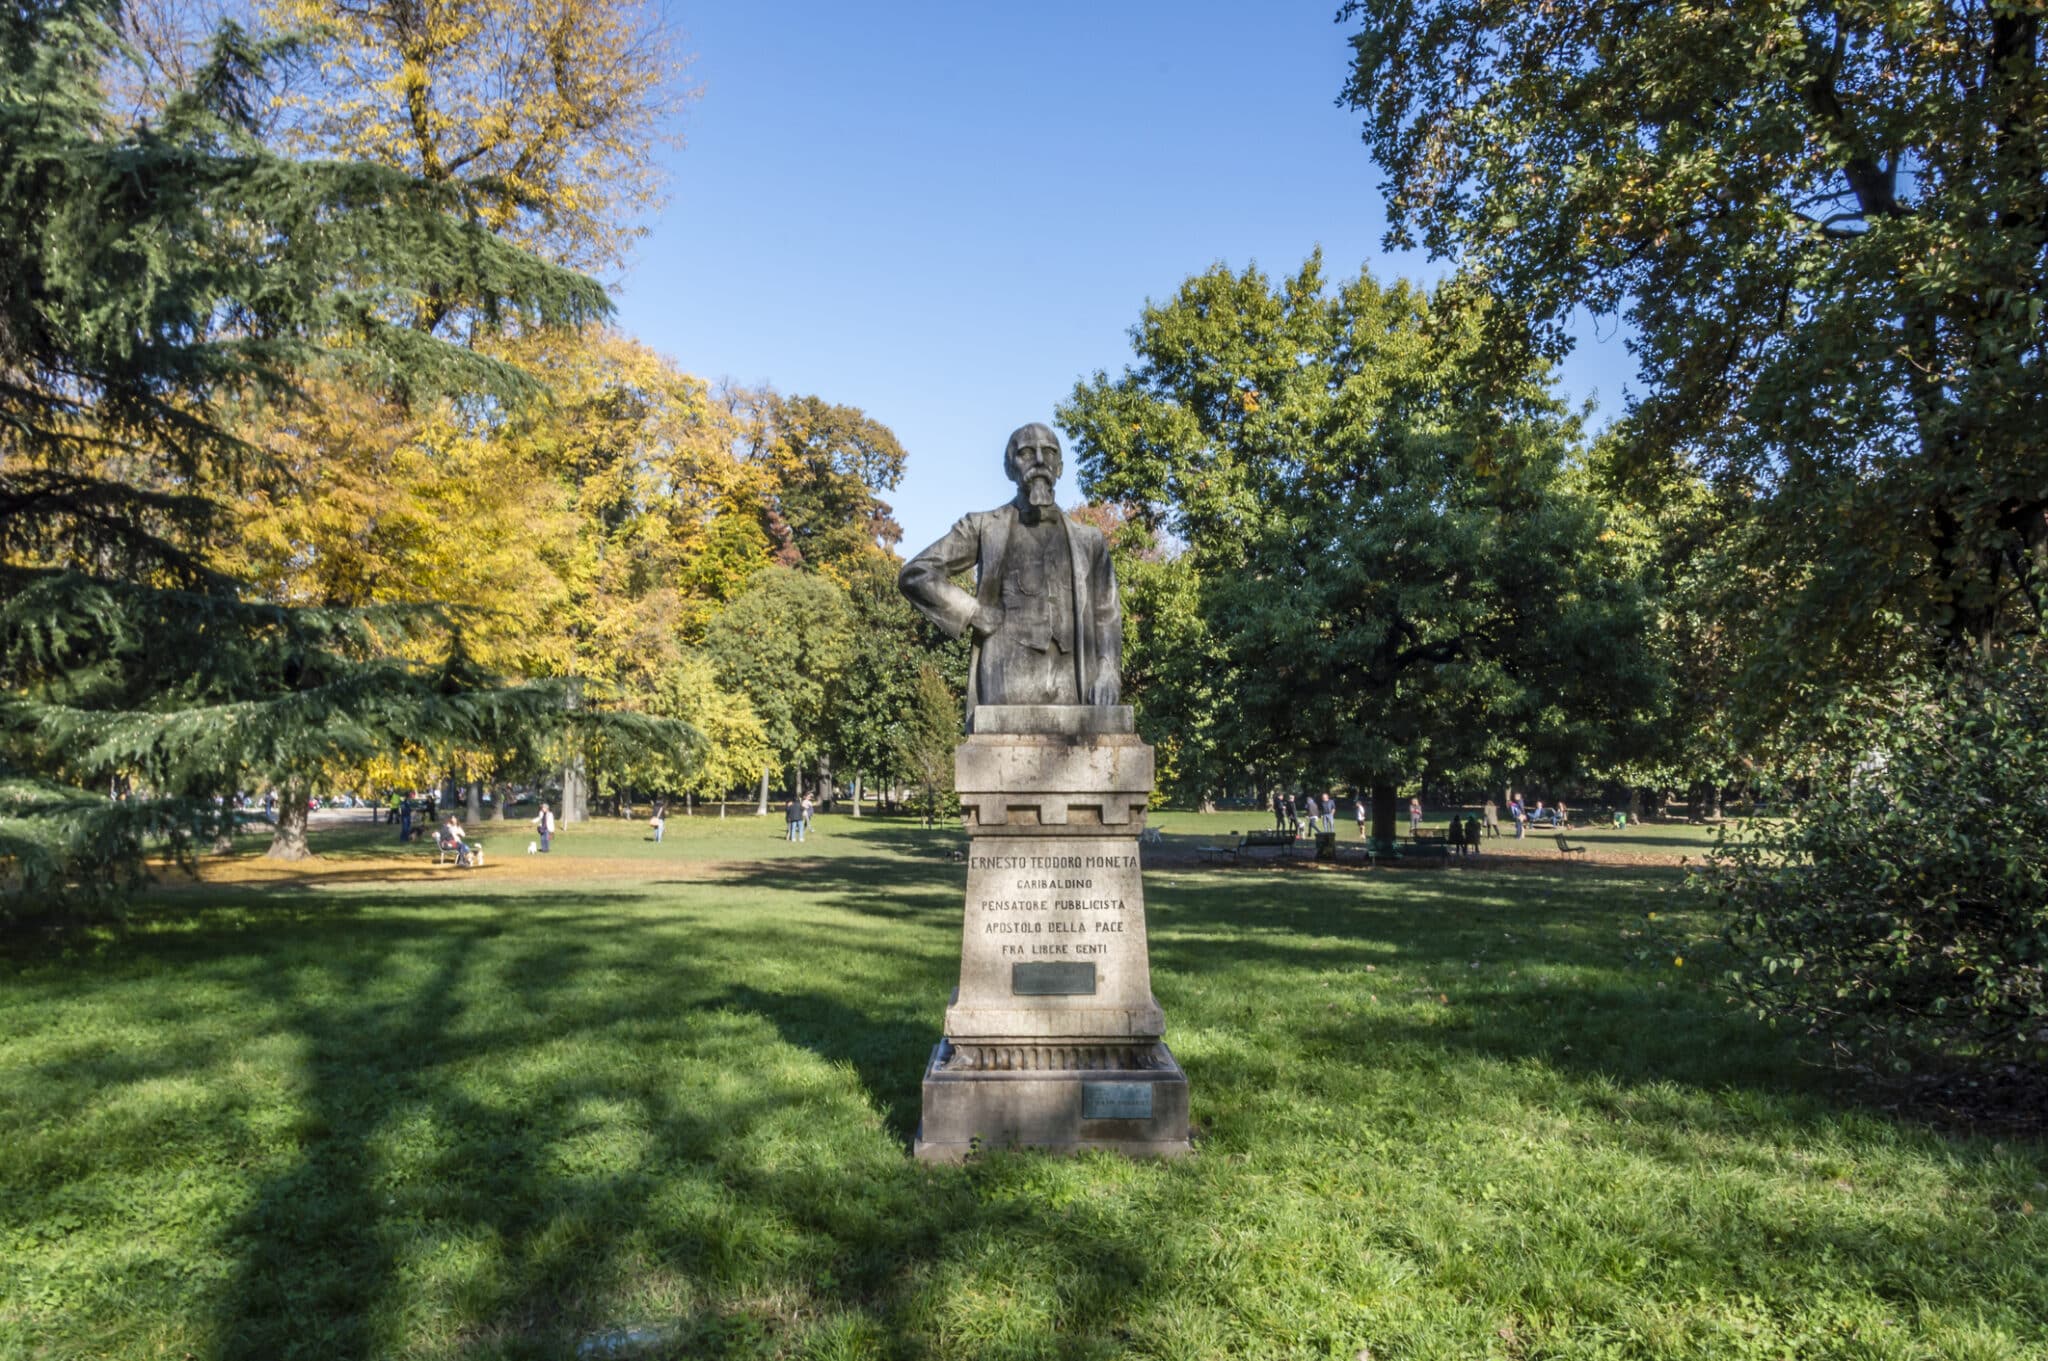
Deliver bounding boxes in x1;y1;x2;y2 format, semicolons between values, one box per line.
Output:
702;567;854;809
748;392;909;582
1582;429;1800;818
1060;256;1661;832
826;553;964;813
643;656;768;816
1341;0;2047;682
1705;653;2048;1078
0;1;633;901
892;662;962;826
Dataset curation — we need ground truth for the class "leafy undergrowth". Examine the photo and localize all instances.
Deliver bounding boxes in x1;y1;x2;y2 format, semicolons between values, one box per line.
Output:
3;815;2042;1359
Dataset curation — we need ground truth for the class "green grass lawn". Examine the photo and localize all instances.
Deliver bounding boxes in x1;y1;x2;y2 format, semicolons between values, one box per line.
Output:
4;811;2043;1359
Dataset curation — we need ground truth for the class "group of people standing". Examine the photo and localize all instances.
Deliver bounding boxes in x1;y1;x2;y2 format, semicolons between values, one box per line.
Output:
784;792;816;842
1271;789;1351;836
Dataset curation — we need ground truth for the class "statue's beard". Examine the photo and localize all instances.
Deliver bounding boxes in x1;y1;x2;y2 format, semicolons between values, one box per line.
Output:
1022;470;1057;508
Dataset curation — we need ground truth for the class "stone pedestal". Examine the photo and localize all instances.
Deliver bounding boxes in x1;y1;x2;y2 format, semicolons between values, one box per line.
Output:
913;705;1191;1161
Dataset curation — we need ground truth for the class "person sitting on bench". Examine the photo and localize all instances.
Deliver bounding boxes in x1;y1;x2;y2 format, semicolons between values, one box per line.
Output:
439;815;480;867
1447;816;1466;856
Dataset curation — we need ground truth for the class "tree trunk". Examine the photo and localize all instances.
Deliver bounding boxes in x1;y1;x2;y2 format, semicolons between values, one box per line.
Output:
1370;782;1398;848
817;752;836;811
1710;782;1724;820
851;772;863;817
265;776;313;860
756;766;770;815
490;781;510;821
466;780;481;824
1628;787;1643;823
1198;794;1217;814
562;753;588;823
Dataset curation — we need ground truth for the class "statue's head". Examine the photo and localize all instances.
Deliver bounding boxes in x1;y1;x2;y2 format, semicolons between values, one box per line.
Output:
1005;423;1062;509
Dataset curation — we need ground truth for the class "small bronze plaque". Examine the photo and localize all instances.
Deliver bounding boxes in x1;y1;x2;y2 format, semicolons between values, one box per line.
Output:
1011;961;1097;995
1082;1082;1154;1120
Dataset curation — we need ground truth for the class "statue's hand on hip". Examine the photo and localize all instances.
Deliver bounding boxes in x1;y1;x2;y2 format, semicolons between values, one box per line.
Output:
970;604;1005;641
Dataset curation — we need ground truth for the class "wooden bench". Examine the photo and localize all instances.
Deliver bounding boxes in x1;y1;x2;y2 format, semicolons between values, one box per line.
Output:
1554;833;1587;863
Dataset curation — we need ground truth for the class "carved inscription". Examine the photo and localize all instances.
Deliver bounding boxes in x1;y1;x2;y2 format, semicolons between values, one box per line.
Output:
970;851;1139;962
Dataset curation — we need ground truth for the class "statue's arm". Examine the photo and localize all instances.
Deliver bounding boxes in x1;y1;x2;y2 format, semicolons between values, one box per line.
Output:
898;516;985;640
1086;531;1122;705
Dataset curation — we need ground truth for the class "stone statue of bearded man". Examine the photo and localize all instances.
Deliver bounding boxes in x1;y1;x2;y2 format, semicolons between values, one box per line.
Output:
898;423;1122;720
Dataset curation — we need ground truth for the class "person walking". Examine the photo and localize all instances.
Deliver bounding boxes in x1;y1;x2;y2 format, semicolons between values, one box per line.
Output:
1512;797;1527;839
1483;798;1500;838
785;794;804;843
802;792;815;833
1273;789;1286;831
1354;795;1367;839
650;801;666;844
1408;796;1423;836
1283;792;1298;834
534;801;555;853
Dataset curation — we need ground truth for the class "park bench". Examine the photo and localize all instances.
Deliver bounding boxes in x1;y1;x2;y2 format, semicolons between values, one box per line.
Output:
1238;828;1299;860
1554;833;1587;864
1405;831;1451;869
435;832;481;867
1333;838;1374;866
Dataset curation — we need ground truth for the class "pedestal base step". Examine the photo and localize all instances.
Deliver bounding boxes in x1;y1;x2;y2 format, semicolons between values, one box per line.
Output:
911;1040;1191;1162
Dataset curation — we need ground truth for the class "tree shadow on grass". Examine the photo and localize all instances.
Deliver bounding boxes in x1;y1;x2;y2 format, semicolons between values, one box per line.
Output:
17;852;2040;1358
717;982;934;1146
165;883;1166;1359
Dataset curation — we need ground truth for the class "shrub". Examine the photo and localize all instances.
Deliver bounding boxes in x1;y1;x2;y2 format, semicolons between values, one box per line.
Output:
1704;656;2048;1075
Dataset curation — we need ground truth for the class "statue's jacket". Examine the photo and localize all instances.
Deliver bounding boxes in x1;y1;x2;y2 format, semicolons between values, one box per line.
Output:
898;502;1122;713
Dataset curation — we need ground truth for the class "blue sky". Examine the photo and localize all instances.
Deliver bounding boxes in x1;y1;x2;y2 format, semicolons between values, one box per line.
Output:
611;2;1635;554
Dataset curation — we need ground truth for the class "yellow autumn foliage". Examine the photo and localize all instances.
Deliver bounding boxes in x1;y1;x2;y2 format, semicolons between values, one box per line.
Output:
262;0;691;274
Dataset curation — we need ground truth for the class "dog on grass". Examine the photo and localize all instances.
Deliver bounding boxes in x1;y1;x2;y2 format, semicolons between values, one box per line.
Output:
526;840;538;855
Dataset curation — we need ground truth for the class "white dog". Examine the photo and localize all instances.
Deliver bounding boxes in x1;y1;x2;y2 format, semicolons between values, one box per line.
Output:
526;841;538;855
